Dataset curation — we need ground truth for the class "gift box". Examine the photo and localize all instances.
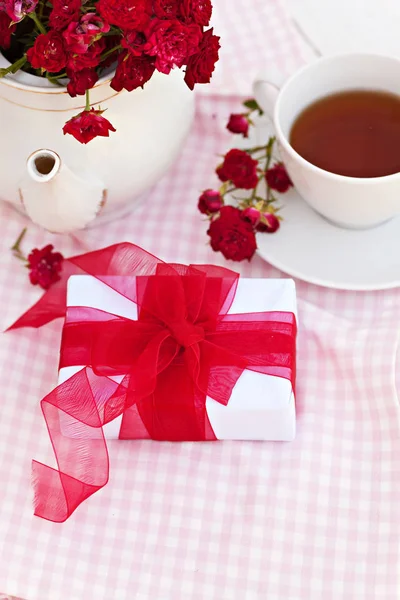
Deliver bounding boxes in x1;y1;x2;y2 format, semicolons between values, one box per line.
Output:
12;243;297;522
59;275;297;442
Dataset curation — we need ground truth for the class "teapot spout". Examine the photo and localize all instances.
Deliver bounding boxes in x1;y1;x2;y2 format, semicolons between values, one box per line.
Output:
20;148;105;233
27;149;61;183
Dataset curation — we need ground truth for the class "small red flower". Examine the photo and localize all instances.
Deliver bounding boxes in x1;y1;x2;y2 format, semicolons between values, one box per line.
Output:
226;114;249;138
198;189;222;214
207;206;257;262
0;12;15;49
63;13;110;54
180;0;212;26
184;27;220;90
5;0;37;22
121;30;148;57
241;206;260;227
265;162;293;193
145;18;202;75
97;0;150;30
67;37;105;70
49;0;81;31
67;68;98;97
28;245;64;290
216;149;258;190
111;52;156;92
26;31;67;73
153;0;179;19
256;213;280;233
63;108;116;144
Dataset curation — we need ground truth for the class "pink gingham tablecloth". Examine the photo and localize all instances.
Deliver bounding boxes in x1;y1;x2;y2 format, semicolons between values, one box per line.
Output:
1;2;400;598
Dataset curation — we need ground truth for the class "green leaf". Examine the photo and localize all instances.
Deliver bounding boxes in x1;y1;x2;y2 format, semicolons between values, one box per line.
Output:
243;98;264;116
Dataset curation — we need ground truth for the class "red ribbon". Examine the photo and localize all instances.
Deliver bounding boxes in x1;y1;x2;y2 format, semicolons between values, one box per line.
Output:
9;244;296;522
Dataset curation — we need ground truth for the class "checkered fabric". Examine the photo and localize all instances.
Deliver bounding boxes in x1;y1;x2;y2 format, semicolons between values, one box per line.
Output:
1;1;400;599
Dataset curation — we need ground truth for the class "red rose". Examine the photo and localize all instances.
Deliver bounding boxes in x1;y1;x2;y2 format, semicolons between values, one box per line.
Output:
265;162;293;193
67;68;98;97
0;12;15;49
198;189;223;214
216;149;259;190
26;31;67;73
145;18;202;74
184;27;220;90
180;0;212;26
111;52;155;92
67;37;105;70
28;245;64;290
226;114;249;137
153;0;179;19
5;0;37;22
63;108;116;144
121;30;148;56
207;206;257;262
97;0;150;30
256;213;280;233
63;13;110;54
49;0;81;31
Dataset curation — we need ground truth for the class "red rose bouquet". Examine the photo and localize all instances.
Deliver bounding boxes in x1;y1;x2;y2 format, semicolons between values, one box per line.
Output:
199;99;293;262
0;0;220;143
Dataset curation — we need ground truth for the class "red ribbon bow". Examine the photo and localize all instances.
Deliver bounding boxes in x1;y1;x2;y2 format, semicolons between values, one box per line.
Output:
9;244;296;523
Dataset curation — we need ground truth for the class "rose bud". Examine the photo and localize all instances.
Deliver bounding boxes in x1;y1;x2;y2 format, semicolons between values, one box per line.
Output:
256;213;280;233
241;207;261;227
266;162;293;193
226;113;249;137
198;189;223;214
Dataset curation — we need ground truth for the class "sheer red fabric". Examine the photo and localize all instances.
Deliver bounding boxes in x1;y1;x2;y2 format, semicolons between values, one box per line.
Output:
8;244;296;522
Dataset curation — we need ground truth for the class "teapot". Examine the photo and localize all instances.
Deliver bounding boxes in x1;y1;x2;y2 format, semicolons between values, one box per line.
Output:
0;54;195;233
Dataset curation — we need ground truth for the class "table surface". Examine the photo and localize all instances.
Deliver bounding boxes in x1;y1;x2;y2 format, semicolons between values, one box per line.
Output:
1;2;400;599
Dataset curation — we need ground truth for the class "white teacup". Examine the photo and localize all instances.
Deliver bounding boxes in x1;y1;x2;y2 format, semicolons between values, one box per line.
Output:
254;53;400;229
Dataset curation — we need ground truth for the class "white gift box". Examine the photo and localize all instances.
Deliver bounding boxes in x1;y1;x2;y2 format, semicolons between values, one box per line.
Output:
59;275;297;442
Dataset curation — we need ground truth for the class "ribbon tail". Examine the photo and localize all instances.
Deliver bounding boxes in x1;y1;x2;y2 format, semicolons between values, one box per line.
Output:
7;243;164;330
32;461;107;523
32;368;117;522
6;258;88;330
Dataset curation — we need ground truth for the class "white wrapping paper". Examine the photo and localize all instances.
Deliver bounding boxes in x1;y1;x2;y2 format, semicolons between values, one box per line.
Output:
59;275;297;441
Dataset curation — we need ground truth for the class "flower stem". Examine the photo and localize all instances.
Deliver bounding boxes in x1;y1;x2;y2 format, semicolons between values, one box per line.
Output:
249;174;265;202
100;44;122;61
38;0;44;20
246;145;269;154
0;55;27;77
85;89;91;111
265;136;276;202
28;12;47;35
11;228;28;262
220;186;236;197
11;228;27;253
265;136;276;171
46;73;65;86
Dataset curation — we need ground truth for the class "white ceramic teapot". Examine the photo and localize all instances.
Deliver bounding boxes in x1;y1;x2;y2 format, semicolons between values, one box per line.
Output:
0;54;195;233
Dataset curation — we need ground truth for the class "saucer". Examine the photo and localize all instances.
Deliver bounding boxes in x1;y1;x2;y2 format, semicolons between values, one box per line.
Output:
256;190;400;291
246;119;400;291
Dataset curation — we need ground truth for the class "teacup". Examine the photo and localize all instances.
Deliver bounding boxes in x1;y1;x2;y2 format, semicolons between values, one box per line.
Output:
254;53;400;229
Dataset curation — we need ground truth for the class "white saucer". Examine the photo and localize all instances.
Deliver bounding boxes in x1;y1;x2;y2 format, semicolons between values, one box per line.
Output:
246;119;400;291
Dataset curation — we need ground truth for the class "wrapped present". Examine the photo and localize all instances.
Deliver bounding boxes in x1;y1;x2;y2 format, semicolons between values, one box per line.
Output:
59;275;297;442
9;244;297;522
